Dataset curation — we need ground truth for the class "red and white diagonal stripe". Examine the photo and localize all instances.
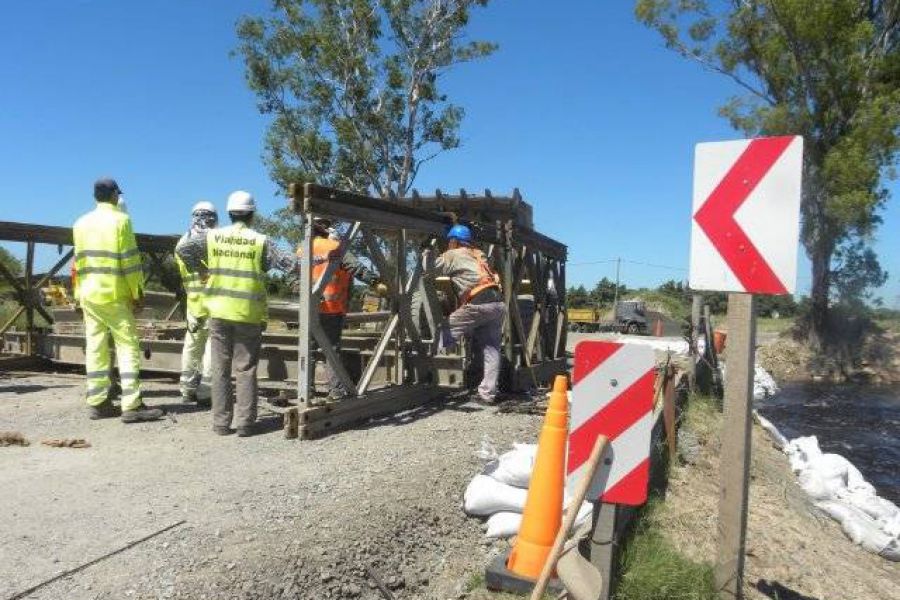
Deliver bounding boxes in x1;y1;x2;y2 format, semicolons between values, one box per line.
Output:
567;341;656;506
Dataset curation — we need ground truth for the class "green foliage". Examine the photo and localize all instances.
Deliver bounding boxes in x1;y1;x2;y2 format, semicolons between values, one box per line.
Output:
0;247;22;284
831;238;888;305
235;0;496;199
616;497;716;600
591;276;627;305
635;0;900;347
567;284;590;307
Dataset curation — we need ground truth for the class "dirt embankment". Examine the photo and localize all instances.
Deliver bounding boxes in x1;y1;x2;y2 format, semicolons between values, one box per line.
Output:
757;329;900;384
657;398;900;599
0;372;540;600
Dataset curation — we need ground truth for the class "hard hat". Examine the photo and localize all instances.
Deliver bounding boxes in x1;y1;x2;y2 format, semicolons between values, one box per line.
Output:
447;224;472;243
226;190;256;214
191;200;216;215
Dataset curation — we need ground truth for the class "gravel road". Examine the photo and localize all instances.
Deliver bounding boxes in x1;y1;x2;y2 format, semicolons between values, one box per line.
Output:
0;371;541;600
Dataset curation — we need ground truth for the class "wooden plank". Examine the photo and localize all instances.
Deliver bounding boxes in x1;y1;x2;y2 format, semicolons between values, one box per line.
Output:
689;294;702;391
714;293;756;599
297;384;447;439
25;242;34;356
296;216;314;404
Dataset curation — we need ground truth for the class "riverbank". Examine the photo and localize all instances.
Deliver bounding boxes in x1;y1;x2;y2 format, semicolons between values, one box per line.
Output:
756;326;900;385
658;395;900;599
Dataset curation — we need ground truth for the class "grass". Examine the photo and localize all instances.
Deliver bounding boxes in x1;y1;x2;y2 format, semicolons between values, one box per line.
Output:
615;499;716;600
756;316;796;335
611;395;719;599
681;393;721;441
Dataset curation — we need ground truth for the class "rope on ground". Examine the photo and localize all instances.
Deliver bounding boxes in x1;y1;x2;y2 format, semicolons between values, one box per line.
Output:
5;520;186;600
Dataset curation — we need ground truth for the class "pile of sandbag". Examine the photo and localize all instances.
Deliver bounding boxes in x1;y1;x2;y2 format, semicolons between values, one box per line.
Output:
463;443;592;539
753;365;779;401
756;415;900;561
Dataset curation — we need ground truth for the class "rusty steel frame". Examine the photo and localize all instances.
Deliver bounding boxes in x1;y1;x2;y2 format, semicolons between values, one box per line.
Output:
291;183;568;410
0;221;181;345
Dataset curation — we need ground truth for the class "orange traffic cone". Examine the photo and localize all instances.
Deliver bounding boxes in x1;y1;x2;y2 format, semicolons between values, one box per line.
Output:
506;374;569;580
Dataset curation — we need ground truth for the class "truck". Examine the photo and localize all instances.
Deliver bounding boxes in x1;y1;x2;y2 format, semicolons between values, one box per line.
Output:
566;300;648;334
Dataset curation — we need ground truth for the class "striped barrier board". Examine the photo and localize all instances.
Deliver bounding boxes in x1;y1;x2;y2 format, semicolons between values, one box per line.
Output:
567;341;656;505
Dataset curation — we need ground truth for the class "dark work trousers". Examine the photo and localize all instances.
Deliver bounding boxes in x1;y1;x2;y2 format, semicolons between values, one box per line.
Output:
316;313;347;397
208;318;264;430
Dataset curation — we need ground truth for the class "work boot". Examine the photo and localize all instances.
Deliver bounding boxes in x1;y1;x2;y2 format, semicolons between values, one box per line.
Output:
213;426;234;436
236;424;257;438
181;391;197;404
121;402;164;423
88;400;121;420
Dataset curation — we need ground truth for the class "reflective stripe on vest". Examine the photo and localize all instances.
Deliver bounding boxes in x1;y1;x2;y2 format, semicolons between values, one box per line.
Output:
298;237;351;315
175;253;207;318
72;203;144;304
205;223;267;324
459;248;501;304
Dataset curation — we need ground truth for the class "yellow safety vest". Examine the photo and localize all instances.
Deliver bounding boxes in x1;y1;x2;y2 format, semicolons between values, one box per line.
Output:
205;223;267;324
175;249;207;318
72;202;143;304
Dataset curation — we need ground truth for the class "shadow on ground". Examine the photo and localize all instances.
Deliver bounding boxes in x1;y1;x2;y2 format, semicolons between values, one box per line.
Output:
0;384;77;394
755;579;820;599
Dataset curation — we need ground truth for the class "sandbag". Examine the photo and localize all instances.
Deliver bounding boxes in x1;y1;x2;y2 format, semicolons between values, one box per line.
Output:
483;501;594;539
754;412;788;449
485;512;522;539
485;443;537;488
464;475;529;516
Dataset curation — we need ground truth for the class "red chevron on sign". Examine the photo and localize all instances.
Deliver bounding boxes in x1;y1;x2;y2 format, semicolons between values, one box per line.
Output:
567;341;656;506
689;136;803;294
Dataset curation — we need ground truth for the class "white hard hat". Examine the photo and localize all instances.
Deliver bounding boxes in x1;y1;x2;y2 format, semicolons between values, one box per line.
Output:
226;190;256;214
191;200;216;214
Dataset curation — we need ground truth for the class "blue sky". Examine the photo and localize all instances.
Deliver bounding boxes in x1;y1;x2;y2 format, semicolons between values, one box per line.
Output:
1;0;897;305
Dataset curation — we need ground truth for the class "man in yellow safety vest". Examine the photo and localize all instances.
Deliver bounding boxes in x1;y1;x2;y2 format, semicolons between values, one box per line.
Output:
73;177;163;422
176;191;297;436
174;201;218;405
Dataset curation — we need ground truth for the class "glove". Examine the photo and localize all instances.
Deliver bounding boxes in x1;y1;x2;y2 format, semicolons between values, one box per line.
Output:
372;282;389;297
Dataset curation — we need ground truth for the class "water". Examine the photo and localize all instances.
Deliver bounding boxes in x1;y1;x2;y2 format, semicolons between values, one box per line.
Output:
756;383;900;506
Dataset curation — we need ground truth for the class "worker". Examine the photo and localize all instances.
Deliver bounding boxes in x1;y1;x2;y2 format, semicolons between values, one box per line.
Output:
174;201;218;405
300;218;385;401
73;177;162;423
424;224;506;403
176;191;297;437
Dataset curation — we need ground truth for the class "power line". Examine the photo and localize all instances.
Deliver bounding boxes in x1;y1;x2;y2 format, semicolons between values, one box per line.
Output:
569;257;687;272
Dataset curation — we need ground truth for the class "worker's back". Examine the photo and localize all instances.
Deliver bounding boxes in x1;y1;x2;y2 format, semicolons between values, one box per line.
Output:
73;203;141;305
205;222;267;324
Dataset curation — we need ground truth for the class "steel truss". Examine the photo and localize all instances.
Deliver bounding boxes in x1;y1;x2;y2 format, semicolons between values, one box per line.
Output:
290;184;568;414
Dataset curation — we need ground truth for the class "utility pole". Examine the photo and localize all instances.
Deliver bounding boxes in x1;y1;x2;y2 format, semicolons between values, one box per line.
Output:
612;257;621;309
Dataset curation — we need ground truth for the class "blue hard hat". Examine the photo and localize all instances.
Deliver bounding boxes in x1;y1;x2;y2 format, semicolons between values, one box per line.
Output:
447;224;472;243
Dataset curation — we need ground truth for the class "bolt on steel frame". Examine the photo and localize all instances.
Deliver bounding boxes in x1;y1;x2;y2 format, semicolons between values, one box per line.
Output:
290;183;569;408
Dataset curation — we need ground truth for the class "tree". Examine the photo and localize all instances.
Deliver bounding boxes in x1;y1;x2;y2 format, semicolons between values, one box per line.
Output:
0;247;22;281
831;238;888;306
568;284;590;307
236;0;496;244
636;0;900;349
591;277;627;306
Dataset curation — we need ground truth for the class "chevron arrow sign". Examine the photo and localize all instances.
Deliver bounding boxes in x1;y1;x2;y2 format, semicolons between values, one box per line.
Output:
689;136;803;294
